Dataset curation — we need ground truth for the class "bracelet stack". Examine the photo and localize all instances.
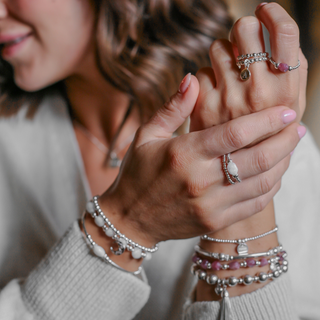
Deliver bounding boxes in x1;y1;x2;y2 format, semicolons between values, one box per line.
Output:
191;226;287;319
82;196;159;275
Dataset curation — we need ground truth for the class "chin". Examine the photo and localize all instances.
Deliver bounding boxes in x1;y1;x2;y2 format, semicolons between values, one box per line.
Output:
14;70;59;92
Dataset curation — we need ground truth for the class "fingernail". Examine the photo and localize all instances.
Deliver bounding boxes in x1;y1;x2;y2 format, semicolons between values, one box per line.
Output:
179;73;191;94
281;110;296;124
290;150;294;156
297;126;307;139
256;2;268;11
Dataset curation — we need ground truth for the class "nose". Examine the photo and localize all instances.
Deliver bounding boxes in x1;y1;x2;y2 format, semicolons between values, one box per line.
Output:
0;2;8;19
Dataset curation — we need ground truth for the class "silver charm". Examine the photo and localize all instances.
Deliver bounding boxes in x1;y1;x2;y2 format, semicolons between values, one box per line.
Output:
110;238;127;255
237;242;248;256
219;288;234;320
240;68;251;81
109;152;122;168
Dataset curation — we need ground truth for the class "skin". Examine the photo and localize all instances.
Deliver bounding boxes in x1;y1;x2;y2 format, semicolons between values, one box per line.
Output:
0;0;306;300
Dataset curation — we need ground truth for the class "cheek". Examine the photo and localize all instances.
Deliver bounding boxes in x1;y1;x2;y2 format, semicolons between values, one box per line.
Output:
11;0;95;91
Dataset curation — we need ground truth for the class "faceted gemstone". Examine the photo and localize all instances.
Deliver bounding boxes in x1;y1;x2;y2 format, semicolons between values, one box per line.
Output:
227;161;238;176
229;261;240;270
240;68;251;81
211;261;222;271
192;255;200;264
246;258;256;268
201;260;209;270
278;63;289;73
260;258;268;267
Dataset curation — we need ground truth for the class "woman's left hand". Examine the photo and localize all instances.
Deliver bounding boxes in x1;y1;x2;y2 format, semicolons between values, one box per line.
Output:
190;2;308;131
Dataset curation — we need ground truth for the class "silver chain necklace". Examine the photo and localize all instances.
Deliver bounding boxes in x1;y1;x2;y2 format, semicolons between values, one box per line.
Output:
73;120;136;168
201;226;278;256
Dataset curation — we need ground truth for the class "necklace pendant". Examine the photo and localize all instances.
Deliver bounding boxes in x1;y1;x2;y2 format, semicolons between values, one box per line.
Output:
236;243;248;256
109;153;122;168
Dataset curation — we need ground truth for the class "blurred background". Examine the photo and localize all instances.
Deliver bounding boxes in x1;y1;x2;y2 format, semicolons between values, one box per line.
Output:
226;0;320;147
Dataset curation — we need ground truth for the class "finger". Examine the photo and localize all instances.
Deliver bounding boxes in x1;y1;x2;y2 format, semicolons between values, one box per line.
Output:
230;16;268;76
139;74;199;143
232;121;300;180
255;2;300;72
196;106;297;158
208;39;238;87
298;48;308;119
221;180;281;227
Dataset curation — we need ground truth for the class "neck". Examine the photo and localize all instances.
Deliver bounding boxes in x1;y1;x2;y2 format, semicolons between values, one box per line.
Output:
64;54;139;145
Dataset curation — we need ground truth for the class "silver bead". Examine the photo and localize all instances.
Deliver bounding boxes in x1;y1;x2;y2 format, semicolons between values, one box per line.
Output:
282;265;288;273
228;276;238;287
254;276;259;282
206;274;218;285
282;260;288;267
259;272;268;282
256;261;261;266
238;278;243;285
243;275;254;285
273;270;280;279
222;264;228;270
242;261;247;268
219;253;226;261
273;248;278;254
197;270;207;281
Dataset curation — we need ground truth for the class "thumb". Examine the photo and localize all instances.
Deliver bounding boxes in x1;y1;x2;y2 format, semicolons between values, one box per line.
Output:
140;73;200;141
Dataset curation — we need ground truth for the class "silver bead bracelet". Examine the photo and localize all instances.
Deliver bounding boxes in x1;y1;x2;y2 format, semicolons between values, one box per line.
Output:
194;244;284;261
81;210;142;276
86;196;159;260
191;258;288;292
201;226;278;256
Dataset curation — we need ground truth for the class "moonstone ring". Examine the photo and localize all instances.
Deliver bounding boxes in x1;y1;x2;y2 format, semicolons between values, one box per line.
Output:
222;154;241;184
269;57;300;73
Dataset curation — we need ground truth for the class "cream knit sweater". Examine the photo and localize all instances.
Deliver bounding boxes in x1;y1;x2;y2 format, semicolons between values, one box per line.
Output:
0;90;319;320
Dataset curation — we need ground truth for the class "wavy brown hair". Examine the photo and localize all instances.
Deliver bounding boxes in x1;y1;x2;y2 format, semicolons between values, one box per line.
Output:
0;0;232;118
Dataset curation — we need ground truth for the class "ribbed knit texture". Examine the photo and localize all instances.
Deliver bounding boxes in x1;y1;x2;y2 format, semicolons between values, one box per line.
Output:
183;274;299;320
20;221;151;320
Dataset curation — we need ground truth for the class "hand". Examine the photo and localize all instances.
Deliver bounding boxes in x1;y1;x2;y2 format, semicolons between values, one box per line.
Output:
190;2;308;132
98;75;302;247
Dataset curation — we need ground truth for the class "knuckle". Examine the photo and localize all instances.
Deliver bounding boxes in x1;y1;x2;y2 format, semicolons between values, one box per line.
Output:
167;144;187;172
247;84;269;112
258;174;273;195
274;20;299;38
255;150;272;173
222;123;246;150
265;111;280;133
254;195;269;213
234;16;260;36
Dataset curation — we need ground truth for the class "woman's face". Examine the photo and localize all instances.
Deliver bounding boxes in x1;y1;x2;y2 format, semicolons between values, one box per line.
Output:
0;0;95;91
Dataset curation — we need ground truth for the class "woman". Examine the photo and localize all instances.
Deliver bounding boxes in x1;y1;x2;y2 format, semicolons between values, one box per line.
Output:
0;0;318;319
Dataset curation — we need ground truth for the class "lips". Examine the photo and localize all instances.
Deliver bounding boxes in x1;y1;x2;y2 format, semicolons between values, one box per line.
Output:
0;33;32;47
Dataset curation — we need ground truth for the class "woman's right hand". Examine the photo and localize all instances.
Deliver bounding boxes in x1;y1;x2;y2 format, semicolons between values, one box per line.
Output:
98;75;302;247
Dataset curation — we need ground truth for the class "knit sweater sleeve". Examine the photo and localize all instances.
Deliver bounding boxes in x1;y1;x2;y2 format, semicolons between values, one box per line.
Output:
0;221;151;320
182;274;299;320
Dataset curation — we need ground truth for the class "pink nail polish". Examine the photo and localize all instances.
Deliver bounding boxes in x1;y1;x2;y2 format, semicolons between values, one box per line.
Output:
256;2;268;11
179;73;191;94
281;110;296;124
297;126;307;139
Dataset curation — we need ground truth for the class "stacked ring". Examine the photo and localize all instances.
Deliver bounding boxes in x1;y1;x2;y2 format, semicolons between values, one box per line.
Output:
268;58;300;73
222;154;241;184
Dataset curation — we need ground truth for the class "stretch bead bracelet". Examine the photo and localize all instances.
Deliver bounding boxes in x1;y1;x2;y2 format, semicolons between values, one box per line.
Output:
191;259;288;293
86;196;159;260
81;211;142;276
194;244;284;261
201;226;278;255
192;254;284;271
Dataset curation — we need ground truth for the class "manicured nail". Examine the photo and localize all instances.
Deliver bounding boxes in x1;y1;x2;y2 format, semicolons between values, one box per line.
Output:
179;73;191;94
297;126;307;139
290;150;294;156
281;110;296;124
256;2;268;11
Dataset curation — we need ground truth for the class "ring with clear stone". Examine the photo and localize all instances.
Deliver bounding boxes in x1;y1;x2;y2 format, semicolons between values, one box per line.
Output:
222;153;241;184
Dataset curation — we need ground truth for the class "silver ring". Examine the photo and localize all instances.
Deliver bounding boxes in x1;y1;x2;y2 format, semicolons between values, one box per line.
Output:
236;52;269;81
223;153;241;184
268;57;300;73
